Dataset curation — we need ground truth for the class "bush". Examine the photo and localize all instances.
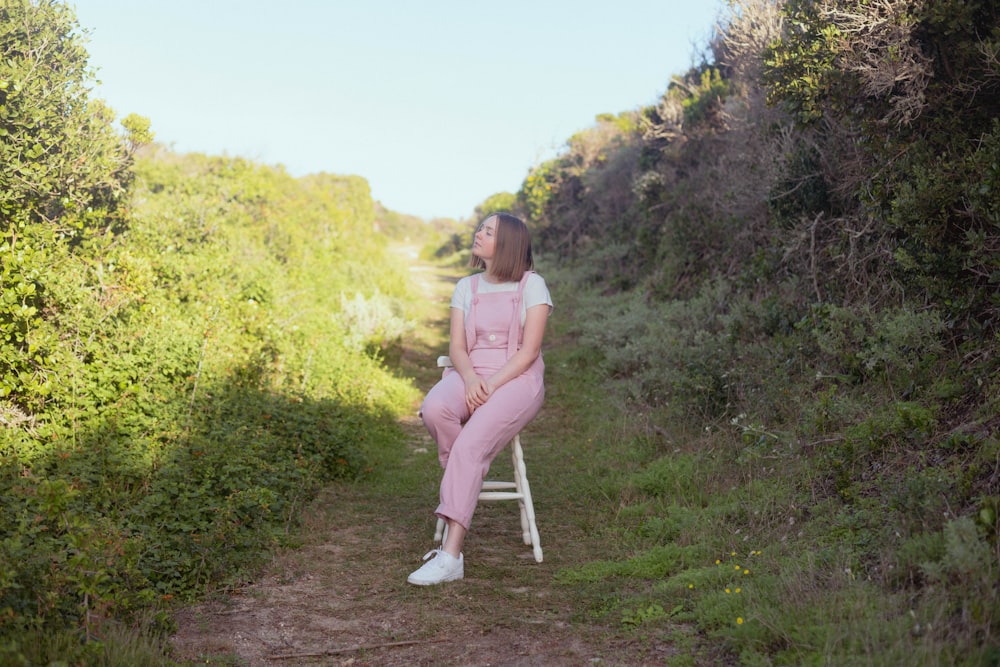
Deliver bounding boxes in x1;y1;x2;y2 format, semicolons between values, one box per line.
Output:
1;88;417;658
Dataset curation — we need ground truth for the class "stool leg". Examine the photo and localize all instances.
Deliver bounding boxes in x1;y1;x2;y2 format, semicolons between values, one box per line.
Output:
434;517;445;543
512;434;543;563
511;437;531;545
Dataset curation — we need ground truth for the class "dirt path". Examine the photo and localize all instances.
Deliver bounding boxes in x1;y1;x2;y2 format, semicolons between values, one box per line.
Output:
168;246;670;666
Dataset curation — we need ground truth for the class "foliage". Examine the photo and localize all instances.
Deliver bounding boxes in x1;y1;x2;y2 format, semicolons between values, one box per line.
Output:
0;0;137;235
372;201;426;239
0;138;419;658
0;3;419;659
337;290;414;363
473;191;518;220
572;280;740;418
671;67;733;128
482;0;1000;663
517;111;645;264
764;0;1000;326
0;0;150;429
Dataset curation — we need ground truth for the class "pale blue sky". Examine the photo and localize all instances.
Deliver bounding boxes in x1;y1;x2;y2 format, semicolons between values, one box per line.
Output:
73;1;723;220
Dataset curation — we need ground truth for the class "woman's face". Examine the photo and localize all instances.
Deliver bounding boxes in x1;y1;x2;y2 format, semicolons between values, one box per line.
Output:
473;216;497;262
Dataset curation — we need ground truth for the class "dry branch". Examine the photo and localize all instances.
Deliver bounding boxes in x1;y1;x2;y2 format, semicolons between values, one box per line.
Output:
819;0;932;124
268;638;448;660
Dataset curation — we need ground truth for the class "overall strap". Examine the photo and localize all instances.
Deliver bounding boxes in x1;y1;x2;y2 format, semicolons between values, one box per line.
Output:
464;275;480;354
506;271;532;359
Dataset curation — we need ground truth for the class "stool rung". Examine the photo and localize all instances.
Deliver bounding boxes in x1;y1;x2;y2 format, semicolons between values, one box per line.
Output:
479;491;524;501
481;481;517;491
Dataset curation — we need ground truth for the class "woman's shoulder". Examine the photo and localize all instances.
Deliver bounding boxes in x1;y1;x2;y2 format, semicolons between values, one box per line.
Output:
524;272;552;308
454;274;481;291
451;274;475;302
526;271;549;288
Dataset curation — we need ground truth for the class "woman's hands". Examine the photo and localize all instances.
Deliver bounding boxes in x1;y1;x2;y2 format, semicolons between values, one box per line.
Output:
463;373;493;413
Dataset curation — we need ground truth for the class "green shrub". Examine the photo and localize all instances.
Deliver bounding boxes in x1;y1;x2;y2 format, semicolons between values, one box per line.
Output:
628;454;710;508
337;290;414;363
1;61;417;656
677;67;733;128
804;304;947;389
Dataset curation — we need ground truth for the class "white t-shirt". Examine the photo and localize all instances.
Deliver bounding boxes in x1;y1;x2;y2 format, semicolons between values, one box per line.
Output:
451;272;553;324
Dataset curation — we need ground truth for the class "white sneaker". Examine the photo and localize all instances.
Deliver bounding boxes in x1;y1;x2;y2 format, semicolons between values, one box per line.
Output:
407;548;464;585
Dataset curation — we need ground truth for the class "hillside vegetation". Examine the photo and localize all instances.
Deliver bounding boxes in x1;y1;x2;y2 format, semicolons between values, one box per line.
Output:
490;0;997;664
1;2;423;662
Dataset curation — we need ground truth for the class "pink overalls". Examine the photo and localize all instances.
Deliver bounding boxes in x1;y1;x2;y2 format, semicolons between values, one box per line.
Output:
420;271;545;530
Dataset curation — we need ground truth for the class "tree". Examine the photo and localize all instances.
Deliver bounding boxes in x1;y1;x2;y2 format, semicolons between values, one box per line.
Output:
0;0;142;237
0;0;147;413
764;0;1000;323
474;191;518;221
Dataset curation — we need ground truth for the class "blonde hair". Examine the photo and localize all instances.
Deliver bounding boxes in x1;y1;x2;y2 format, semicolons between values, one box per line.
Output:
469;212;534;282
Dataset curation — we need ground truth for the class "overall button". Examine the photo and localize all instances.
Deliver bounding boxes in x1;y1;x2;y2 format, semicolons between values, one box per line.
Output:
488;334;496;341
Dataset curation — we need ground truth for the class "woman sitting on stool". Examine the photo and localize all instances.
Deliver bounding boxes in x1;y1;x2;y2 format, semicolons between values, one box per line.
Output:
409;212;552;586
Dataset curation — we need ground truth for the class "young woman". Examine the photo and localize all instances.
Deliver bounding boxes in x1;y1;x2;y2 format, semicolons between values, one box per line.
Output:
408;212;552;585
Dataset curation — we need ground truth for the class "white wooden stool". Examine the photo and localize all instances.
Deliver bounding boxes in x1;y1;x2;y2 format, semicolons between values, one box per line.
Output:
431;355;543;563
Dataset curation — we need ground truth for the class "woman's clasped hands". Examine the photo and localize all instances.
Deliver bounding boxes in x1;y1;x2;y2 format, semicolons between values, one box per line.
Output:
463;373;494;413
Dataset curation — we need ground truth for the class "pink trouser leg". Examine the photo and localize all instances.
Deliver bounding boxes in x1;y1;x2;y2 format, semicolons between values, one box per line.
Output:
420;370;469;469
421;372;544;530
